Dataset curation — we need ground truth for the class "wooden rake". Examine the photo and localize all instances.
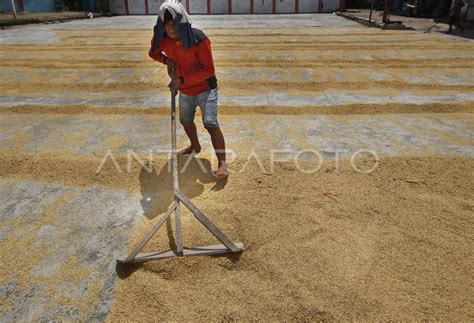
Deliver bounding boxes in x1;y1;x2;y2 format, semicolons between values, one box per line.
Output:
424;22;439;33
117;85;243;264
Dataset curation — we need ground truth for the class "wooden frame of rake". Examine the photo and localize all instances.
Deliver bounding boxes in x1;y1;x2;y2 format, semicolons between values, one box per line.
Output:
116;88;243;264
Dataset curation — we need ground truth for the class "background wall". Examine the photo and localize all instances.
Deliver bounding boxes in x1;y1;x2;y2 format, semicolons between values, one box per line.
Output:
0;0;21;13
462;0;474;21
111;0;344;15
253;0;273;13
1;0;56;12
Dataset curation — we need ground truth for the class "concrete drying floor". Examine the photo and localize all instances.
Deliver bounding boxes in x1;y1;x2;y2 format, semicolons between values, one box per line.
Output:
0;14;473;321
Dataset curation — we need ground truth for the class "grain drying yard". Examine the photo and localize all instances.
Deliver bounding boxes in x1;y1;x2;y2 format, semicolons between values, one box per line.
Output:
0;13;473;321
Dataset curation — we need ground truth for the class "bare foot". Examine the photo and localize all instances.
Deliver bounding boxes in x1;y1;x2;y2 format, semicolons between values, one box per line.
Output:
211;163;229;181
177;145;201;155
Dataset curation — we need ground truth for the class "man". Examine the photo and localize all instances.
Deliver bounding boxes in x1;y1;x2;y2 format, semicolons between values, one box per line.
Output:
448;0;466;33
148;3;228;180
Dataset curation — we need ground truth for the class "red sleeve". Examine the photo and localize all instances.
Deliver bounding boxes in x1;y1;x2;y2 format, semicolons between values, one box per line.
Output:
181;39;215;86
148;37;167;65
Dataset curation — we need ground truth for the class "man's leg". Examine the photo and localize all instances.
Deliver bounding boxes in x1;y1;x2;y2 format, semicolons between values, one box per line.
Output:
448;13;454;33
200;88;228;180
180;122;201;154
206;127;228;178
179;92;201;155
457;18;464;32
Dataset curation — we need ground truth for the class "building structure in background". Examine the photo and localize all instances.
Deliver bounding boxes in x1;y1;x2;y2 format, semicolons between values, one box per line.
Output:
0;0;472;22
109;0;346;15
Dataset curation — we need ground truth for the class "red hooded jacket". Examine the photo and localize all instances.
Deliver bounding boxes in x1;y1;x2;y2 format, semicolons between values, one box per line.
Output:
148;29;217;96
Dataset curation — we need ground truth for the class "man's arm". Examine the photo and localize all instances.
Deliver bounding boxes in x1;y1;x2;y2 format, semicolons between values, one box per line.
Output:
181;39;216;86
148;37;168;64
148;37;177;79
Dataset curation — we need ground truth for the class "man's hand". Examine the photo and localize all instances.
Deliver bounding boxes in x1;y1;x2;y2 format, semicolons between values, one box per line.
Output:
165;57;176;78
168;77;183;93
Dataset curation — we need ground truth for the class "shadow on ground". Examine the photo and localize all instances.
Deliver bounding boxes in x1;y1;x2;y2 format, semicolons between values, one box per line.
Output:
436;29;474;40
139;155;218;220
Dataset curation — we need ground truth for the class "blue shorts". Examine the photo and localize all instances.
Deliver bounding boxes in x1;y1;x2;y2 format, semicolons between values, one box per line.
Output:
179;88;220;128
